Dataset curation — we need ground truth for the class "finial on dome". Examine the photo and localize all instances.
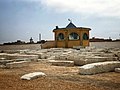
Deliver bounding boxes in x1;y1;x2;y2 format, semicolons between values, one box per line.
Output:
68;19;72;23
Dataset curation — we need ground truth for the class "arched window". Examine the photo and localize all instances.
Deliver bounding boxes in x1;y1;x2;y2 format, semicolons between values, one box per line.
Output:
57;33;64;40
69;32;79;40
83;33;89;40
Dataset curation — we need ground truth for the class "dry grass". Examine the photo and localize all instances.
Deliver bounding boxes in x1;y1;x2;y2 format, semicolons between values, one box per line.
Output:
0;62;120;90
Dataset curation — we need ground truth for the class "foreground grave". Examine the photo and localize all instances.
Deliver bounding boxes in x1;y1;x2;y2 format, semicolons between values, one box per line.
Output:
21;72;46;80
79;61;120;75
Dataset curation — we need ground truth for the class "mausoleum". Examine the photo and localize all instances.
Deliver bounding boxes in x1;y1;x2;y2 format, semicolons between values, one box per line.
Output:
53;21;91;48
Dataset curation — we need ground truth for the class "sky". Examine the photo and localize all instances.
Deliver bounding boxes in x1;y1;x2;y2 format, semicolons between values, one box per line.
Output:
0;0;120;44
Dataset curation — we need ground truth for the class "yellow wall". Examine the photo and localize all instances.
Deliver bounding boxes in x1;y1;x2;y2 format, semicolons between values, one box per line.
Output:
53;28;90;48
56;41;65;48
83;40;89;46
68;40;80;48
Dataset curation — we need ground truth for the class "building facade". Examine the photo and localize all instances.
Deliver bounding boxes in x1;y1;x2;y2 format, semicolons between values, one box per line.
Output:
53;22;91;48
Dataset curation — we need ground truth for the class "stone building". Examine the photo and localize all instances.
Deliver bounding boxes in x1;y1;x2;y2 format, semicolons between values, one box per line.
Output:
53;22;91;48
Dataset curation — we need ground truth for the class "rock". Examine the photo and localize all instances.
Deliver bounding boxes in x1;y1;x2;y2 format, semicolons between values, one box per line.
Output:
6;61;29;69
49;60;74;67
0;60;14;65
74;56;118;66
114;52;120;60
79;61;120;75
99;53;116;57
8;54;39;61
21;72;46;80
13;58;27;62
0;53;39;61
47;56;55;60
0;50;20;54
0;53;8;59
0;65;6;69
115;68;120;73
0;58;6;60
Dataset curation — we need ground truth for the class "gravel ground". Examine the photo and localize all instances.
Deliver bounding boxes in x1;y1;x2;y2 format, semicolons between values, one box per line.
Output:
0;62;120;90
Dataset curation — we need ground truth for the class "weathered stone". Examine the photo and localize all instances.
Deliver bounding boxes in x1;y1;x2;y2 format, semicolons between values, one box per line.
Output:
0;53;8;59
0;65;6;69
13;58;27;62
0;53;39;61
0;58;6;60
47;56;55;60
21;72;46;80
79;61;120;75
74;56;118;66
67;55;75;61
0;50;20;54
59;55;68;60
99;53;116;57
6;61;29;69
8;54;39;61
115;68;120;73
115;52;120;60
49;60;74;67
0;60;14;65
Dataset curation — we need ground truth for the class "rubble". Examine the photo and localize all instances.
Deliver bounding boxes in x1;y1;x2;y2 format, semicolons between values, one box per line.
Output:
0;47;120;75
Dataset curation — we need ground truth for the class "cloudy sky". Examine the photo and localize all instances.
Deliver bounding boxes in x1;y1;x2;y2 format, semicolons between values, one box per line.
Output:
0;0;120;43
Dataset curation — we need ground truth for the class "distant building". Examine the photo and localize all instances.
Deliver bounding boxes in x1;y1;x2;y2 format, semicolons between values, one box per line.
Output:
3;40;25;45
53;22;91;48
90;37;112;42
29;37;34;44
113;39;120;42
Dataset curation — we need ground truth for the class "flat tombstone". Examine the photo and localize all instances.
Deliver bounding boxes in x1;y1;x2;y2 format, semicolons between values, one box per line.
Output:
115;68;120;73
79;61;120;75
21;72;46;80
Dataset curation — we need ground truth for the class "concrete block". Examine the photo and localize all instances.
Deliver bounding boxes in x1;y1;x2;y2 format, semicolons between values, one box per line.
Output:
0;58;6;60
8;54;39;61
13;58;27;62
0;60;14;65
79;61;120;75
115;68;120;73
47;56;55;60
1;50;20;54
6;61;29;69
0;53;8;59
21;72;46;80
74;56;118;66
67;55;75;61
99;53;115;57
0;65;6;69
59;55;68;60
0;53;38;61
49;60;74;67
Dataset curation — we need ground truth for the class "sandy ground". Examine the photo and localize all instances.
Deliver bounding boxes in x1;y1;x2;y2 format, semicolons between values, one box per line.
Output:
0;42;120;90
0;61;120;90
